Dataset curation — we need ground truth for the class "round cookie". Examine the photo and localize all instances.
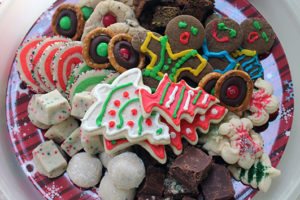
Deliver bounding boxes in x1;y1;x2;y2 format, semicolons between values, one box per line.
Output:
99;147;131;168
107;152;145;190
205;17;243;53
198;72;222;95
98;174;136;200
165;15;205;53
108;33;145;73
67;152;103;188
83;27;115;69
214;70;253;112
240;17;275;55
81;0;136;40
52;4;85;40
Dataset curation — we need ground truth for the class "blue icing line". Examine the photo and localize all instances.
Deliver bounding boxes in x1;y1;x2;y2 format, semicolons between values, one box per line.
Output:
202;38;238;74
237;51;264;79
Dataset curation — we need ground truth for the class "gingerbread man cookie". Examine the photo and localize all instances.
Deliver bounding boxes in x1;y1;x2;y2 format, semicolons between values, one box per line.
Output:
132;15;213;89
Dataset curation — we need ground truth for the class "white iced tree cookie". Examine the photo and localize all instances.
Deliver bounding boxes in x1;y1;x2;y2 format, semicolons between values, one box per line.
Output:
246;78;280;126
228;152;281;192
219;118;263;169
81;68;170;145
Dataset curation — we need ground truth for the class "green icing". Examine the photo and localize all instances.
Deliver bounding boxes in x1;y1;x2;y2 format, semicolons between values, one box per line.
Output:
117;98;140;129
168;58;172;64
256;161;266;184
217;22;237;38
156;128;163;135
262;32;269;42
59;16;71;30
160;82;171;105
111;140;117;145
74;75;106;96
253;21;261;30
239;168;246;179
247;164;256;183
163;65;169;71
178;21;187;28
81;6;93;20
192;90;202;105
210;87;215;96
138;115;143;135
97;42;108;57
96;83;133;126
173;86;186;119
191;26;199;35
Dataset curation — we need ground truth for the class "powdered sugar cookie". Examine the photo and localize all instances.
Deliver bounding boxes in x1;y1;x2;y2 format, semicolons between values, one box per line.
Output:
28;95;50;129
246;78;280;126
81;68;170;145
16;36;47;93
67;152;103;188
81;0;136;40
71;91;95;119
99;147;130;168
107;152;145;190
52;41;83;95
228;152;281;192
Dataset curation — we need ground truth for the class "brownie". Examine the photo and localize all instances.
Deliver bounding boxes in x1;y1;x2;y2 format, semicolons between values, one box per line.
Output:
164;175;199;198
200;164;235;200
137;194;174;200
138;166;166;196
169;146;212;189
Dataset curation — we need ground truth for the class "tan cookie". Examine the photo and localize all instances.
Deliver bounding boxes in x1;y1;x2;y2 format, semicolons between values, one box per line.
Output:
108;33;145;73
52;4;85;40
107;19;146;36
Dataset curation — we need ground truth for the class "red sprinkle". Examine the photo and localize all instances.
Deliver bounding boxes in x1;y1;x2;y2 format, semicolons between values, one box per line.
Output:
123;91;129;98
108;110;116;116
102;14;116;27
120;48;130;60
127;121;134;127
146;119;152;126
109;121;116;128
114;100;120;107
226;85;239;99
131;109;138;116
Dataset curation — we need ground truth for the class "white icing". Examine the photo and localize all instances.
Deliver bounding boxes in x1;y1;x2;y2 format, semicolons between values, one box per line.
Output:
200;115;206;121
186;128;192;134
170;132;177;139
165;86;178;108
202;94;209;105
211;108;218;115
183;90;194;111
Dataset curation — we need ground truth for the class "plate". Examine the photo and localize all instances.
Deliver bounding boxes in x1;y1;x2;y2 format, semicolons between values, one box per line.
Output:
5;0;294;199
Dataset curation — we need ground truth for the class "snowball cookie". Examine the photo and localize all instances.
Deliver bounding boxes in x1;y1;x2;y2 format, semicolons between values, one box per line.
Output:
99;148;131;168
107;152;145;190
67;152;102;188
98;174;136;200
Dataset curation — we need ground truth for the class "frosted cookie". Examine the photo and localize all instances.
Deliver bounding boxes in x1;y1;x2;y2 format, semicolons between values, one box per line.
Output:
81;0;136;40
107;152;145;190
52;4;85;40
16;36;47;93
34;90;71;125
99;148;130;168
31;36;71;92
246;78;280;126
67;152;103;188
81;69;170;145
71;91;95;119
98;174;136;200
81;129;104;154
219;118;264;169
52;41;83;95
28;95;50;129
67;69;118;103
61;127;83;157
37;41;71;92
107;19;146;36
33;140;67;178
44;117;79;143
228;152;281;192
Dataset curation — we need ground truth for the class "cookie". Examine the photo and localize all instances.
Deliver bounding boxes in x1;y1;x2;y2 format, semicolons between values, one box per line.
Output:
214;70;253;112
80;129;104;154
28;95;50;129
99;148;130;168
61;127;83;157
16;36;47;93
67;152;103;188
98;174;136;200
198;72;222;95
33;140;67;178
71;91;95;119
240;17;275;55
139;74;219;132
76;0;102;21
82;27;115;69
246;78;280;126
81;0;136;40
108;33;145;73
132;15;213;89
107;19;146;36
51;4;85;40
81;68;170;145
107;152;145;190
44;117;79;143
52;41;83;95
228;152;281;192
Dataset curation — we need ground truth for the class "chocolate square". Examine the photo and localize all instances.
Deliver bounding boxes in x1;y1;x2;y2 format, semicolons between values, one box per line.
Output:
137;194;174;200
164;175;199;197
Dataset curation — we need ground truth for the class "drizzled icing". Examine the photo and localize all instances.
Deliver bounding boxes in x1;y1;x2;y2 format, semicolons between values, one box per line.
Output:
183;91;194;110
166;86;178;108
81;69;170;145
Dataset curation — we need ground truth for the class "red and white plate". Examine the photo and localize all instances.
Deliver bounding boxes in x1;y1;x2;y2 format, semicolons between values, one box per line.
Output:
5;0;294;199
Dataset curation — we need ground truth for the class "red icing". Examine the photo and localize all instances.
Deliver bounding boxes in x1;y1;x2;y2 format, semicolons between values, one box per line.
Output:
248;32;259;44
57;46;83;91
120;48;130;60
102;14;116;27
249;89;272;119
114;100;120;107
104;138;128;150
211;22;229;43
108;110;116;116
135;89;139;94
109;121;115;128
144;140;165;159
179;32;190;45
145;119;152;126
131;109;137;116
140;75;216;127
127;121;134;127
227;85;239;99
123;91;129;98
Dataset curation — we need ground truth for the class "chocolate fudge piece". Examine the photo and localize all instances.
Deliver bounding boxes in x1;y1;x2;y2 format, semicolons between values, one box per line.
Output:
137;194;174;200
138;166;166;196
200;164;235;200
164;175;199;198
169;146;212;189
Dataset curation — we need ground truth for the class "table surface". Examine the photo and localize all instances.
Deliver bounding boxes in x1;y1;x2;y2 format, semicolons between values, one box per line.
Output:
0;0;300;200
